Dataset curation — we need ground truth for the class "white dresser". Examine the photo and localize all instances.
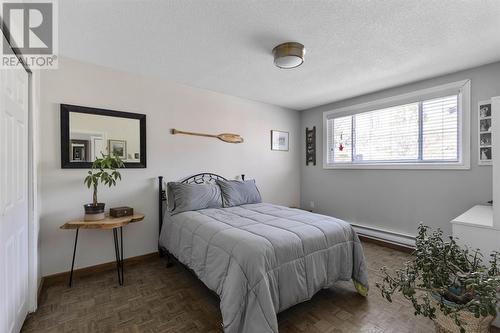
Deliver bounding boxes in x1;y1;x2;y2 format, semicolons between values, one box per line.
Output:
451;205;500;328
451;96;500;328
451;96;500;255
451;205;498;255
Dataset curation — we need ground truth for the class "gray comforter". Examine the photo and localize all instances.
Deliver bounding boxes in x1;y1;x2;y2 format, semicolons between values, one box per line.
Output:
159;203;369;333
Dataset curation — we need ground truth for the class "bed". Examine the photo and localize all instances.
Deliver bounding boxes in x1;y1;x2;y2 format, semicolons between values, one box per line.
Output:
157;173;369;333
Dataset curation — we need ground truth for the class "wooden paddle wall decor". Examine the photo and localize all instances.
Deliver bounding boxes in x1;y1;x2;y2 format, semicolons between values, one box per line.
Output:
171;129;244;143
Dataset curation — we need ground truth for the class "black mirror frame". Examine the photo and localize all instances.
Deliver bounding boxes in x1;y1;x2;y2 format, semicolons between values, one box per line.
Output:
60;104;147;168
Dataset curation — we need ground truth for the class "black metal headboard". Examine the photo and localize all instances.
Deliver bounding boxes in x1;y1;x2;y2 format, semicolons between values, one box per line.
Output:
180;173;228;185
158;173;244;236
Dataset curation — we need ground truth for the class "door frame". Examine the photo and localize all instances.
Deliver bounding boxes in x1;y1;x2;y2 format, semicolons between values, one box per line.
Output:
27;71;39;312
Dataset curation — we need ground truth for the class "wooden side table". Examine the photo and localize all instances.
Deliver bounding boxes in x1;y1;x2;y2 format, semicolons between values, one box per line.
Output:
60;213;145;287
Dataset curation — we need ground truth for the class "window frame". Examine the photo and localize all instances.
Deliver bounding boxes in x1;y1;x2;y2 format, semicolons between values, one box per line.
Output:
322;80;471;170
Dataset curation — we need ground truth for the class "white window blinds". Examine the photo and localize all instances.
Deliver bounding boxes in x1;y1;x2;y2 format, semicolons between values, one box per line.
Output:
422;95;458;161
326;95;459;166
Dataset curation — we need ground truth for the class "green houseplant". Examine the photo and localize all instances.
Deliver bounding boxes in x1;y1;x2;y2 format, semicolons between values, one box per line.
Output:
377;224;499;333
83;154;124;221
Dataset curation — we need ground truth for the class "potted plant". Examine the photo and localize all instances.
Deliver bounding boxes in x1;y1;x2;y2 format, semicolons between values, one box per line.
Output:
377;224;499;333
83;154;124;221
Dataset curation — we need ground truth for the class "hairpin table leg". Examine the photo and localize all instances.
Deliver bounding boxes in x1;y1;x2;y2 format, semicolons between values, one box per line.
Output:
113;228;123;286
69;228;79;287
120;227;124;284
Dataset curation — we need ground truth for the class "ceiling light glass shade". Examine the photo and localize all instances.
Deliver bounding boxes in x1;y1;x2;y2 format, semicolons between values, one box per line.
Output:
272;42;305;69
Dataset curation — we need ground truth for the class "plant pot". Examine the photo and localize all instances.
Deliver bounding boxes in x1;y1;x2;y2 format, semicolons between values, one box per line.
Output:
84;203;105;221
431;297;495;333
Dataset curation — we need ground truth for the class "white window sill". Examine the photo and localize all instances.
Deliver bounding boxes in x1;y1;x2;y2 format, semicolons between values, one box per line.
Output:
323;162;470;170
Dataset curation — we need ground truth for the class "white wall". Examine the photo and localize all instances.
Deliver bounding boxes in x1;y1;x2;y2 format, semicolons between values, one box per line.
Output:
301;62;500;237
39;58;300;276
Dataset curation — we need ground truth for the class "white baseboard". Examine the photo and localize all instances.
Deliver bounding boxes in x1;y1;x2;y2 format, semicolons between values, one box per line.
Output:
350;223;416;249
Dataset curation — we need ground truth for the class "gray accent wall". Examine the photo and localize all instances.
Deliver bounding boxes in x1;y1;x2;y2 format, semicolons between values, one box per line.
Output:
300;62;500;236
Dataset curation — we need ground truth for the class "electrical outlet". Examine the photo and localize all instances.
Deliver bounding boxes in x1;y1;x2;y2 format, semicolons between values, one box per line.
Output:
309;201;315;209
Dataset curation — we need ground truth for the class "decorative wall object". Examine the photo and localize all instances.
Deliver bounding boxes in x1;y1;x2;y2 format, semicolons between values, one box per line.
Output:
478;100;492;165
171;128;244;143
306;126;316;165
108;140;127;159
271;130;289;151
60;104;147;168
70;139;89;161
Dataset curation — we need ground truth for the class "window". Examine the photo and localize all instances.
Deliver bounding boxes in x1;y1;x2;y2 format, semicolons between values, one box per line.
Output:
323;80;470;169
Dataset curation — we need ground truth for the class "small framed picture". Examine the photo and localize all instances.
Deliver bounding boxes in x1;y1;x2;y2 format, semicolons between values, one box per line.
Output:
108;139;127;159
478;100;492;165
480;133;491;146
480;147;492;161
72;145;85;161
479;103;491;118
271;130;289;151
480;119;491;132
70;139;89;162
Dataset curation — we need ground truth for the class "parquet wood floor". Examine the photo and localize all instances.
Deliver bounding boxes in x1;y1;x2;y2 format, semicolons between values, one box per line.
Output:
22;242;500;333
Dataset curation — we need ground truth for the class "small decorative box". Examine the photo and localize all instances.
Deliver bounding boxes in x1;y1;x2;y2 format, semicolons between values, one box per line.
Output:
110;207;134;218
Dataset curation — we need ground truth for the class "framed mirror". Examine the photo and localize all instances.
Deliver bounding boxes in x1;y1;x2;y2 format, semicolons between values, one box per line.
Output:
60;104;146;168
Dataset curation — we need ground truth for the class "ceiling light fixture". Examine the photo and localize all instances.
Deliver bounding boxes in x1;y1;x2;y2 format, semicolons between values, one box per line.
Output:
272;42;305;69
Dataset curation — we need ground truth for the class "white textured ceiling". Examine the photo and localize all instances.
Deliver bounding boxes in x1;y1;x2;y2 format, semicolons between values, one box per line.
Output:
59;0;500;110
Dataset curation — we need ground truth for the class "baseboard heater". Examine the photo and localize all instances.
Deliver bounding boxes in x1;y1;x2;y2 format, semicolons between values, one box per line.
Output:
350;223;416;250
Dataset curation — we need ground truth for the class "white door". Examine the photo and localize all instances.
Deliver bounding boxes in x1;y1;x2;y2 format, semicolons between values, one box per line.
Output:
0;64;30;332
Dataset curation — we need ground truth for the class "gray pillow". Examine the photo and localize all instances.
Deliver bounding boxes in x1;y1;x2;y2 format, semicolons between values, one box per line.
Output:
167;182;222;214
216;179;262;207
